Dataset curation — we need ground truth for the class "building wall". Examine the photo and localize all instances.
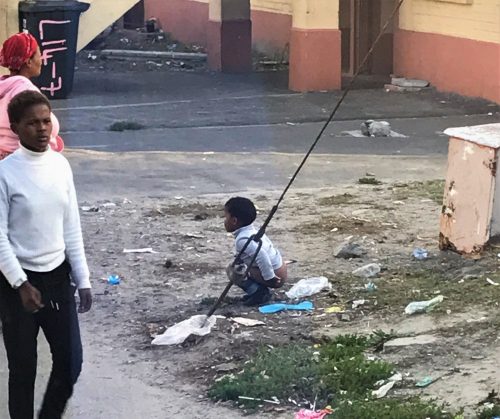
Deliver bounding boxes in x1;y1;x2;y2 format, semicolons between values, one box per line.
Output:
145;0;209;46
252;0;292;55
395;0;500;103
144;0;292;54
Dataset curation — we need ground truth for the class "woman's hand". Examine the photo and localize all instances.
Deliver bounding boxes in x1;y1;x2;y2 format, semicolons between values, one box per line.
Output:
18;282;44;313
78;288;92;313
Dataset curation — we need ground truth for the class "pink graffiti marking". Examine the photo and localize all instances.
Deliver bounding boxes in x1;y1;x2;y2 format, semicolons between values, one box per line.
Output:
41;39;67;47
40;46;68;66
39;20;70;40
41;77;63;97
38;20;73;96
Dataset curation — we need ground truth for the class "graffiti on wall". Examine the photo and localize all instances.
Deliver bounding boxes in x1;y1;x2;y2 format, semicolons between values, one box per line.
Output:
38;19;71;97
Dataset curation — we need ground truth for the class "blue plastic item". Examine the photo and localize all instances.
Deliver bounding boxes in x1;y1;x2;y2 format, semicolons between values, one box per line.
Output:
259;301;314;314
107;275;121;285
412;248;428;260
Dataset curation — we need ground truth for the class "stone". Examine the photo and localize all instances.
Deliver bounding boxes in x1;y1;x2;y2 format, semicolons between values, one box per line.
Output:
334;241;365;259
384;334;439;351
215;362;238;372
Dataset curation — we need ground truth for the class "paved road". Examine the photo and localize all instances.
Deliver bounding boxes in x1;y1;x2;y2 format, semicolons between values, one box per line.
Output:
54;70;498;155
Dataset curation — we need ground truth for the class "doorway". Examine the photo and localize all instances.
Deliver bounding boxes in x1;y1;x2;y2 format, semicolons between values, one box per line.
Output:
340;0;396;77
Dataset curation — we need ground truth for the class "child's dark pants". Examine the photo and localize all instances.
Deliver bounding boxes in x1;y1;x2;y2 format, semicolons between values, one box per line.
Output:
0;261;83;419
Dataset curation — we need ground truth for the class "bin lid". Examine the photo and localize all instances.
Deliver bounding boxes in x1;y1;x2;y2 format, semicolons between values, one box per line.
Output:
19;1;90;13
444;123;500;149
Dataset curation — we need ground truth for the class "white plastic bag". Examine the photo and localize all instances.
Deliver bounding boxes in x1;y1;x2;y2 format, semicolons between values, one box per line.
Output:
285;276;331;299
404;295;443;315
151;314;217;345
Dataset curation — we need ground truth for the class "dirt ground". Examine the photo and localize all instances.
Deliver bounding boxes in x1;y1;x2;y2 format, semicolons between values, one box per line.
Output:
76;28;285;74
78;176;500;417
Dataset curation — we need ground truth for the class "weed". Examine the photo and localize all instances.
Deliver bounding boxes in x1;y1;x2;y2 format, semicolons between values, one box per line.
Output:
108;121;145;131
477;404;500;419
358;177;383;185
318;193;357;206
209;333;455;416
392;180;445;204
332;398;459;419
297;215;383;235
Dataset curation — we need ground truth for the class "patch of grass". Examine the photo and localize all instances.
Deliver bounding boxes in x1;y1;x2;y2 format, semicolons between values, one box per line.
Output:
392;180;445;204
208;344;319;407
332;398;460;419
209;333;456;416
297;215;383;235
477;404;500;419
358;177;383;185
209;334;386;405
108;121;145;131
318;193;357;206
373;268;500;318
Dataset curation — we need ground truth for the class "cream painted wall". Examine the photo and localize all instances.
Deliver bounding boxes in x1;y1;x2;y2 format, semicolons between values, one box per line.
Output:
77;0;140;50
252;0;292;14
0;0;20;75
0;0;140;52
399;0;500;44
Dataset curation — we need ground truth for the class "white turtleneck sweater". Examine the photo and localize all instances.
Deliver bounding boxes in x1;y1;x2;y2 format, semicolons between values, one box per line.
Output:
0;145;90;289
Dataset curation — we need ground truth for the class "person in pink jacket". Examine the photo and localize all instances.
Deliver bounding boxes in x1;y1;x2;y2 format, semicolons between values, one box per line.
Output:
0;32;63;159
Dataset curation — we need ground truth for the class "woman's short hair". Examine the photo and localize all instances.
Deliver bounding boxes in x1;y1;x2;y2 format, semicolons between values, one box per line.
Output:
8;90;51;124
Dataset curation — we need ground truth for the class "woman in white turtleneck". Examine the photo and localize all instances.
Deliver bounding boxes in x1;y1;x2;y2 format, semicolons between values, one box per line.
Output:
0;90;91;419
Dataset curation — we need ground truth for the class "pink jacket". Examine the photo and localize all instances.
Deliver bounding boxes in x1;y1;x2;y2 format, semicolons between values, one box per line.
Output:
0;75;62;153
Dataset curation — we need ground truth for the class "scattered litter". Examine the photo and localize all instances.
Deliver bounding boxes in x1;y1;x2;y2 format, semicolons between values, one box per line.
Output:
361;120;391;137
324;305;345;314
123;248;157;253
239;395;280;405
164;259;174;268
339;313;351;322
151;314;216;345
364;282;377;292
486;278;499;286
107;274;121;285
415;376;437;388
372;381;395;398
215;362;238;372
352;299;366;309
342;129;407;138
372;373;403;398
334;241;365;259
285;277;331;299
184;233;205;239
405;295;444;315
230;317;265;327
389;373;403;382
412;247;429;260
385;77;430;92
81;205;99;212
391;77;430;88
294;407;333;419
102;202;116;208
352;263;381;278
286;122;297;126
259;301;314;314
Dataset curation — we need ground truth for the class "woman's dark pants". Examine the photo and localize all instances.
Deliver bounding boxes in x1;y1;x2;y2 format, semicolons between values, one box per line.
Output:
0;262;82;419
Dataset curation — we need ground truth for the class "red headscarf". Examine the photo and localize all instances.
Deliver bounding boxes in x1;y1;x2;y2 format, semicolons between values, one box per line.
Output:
0;32;39;71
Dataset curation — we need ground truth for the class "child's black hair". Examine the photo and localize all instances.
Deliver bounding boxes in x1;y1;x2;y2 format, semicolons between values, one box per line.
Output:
225;197;257;227
8;90;51;124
